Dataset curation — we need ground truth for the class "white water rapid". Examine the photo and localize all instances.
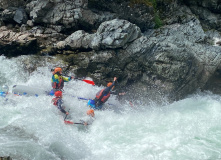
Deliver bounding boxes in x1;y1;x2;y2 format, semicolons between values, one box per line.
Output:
0;55;221;160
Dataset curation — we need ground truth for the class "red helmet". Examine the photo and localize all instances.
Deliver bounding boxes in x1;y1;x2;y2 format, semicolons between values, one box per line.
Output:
107;82;112;87
107;82;115;90
87;109;94;117
54;67;62;73
54;91;62;97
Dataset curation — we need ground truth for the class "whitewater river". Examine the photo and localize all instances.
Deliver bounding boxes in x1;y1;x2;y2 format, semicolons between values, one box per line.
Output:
0;55;221;160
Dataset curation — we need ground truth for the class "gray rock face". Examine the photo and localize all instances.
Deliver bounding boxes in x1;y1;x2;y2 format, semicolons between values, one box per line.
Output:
13;8;28;24
56;19;141;50
184;0;221;13
88;0;155;31
56;30;94;49
91;19;141;50
26;0;96;29
1;0;221;102
2;7;17;23
184;0;221;31
69;18;221;102
0;0;25;9
122;19;221;101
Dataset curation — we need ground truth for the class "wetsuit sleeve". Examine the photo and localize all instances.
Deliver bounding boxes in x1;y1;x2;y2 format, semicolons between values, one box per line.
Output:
62;76;71;82
101;81;116;96
57;99;67;114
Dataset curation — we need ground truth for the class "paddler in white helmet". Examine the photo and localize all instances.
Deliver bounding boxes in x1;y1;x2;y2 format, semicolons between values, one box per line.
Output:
0;85;9;98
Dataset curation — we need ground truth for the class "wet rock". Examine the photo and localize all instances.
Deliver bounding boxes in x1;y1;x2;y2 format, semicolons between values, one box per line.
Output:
91;19;141;50
56;19;141;50
56;30;94;50
2;7;17;23
0;156;12;160
13;8;28;24
216;41;221;46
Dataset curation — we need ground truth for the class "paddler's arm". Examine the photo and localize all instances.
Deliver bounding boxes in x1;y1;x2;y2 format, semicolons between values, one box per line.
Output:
57;99;69;115
102;77;117;95
62;76;73;82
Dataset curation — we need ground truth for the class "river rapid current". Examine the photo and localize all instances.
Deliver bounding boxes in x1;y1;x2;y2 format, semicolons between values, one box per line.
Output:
0;55;221;160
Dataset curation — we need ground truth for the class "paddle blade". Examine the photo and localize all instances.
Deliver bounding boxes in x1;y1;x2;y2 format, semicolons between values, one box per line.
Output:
82;80;95;85
64;120;74;124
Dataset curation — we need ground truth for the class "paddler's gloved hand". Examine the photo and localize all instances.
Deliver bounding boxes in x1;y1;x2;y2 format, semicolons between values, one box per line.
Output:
69;76;75;80
69;76;78;80
119;92;126;96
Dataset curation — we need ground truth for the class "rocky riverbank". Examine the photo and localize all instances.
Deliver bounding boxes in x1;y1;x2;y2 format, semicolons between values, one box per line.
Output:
0;0;221;102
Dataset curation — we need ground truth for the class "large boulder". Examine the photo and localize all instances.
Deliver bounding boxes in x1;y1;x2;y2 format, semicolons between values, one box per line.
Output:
120;18;221;101
55;19;141;50
65;18;221;102
0;26;38;56
0;0;25;9
13;8;28;24
91;19;141;50
26;0;102;31
56;30;94;50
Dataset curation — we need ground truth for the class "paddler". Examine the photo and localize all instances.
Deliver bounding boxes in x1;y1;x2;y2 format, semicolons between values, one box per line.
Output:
0;85;9;98
88;77;125;109
81;109;95;125
50;67;74;95
52;91;69;115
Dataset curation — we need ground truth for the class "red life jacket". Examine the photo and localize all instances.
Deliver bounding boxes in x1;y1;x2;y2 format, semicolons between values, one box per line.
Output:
52;97;60;106
52;75;64;90
96;89;110;103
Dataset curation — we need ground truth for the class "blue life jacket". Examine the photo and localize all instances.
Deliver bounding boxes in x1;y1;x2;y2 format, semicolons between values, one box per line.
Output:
49;89;55;96
87;100;102;110
0;92;6;97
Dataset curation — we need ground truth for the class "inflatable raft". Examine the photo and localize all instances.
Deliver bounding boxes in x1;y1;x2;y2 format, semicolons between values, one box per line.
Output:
12;85;49;97
12;85;114;107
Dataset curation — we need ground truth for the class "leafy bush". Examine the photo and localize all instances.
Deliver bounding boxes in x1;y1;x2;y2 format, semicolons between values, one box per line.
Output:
130;0;163;28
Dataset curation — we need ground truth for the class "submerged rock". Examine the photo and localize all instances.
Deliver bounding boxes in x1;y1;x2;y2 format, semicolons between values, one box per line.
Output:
0;156;12;160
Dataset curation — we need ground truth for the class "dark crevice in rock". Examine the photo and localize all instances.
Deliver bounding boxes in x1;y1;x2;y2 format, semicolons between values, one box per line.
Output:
203;69;221;94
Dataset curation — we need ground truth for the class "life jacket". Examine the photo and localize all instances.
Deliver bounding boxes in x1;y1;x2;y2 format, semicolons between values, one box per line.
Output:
52;74;64;90
96;89;110;103
88;100;103;110
52;97;60;106
0;91;6;98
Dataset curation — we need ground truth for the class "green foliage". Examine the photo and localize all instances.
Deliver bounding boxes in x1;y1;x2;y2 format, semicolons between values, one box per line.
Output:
154;13;163;28
130;0;163;28
130;0;153;6
130;0;157;8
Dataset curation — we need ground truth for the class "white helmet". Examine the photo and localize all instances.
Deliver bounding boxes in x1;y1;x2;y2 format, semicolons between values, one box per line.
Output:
1;85;9;93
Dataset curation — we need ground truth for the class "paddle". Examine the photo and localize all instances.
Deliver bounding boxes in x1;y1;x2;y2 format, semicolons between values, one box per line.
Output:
75;78;95;85
81;79;95;85
51;68;95;85
63;109;84;125
64;121;84;125
70;76;95;85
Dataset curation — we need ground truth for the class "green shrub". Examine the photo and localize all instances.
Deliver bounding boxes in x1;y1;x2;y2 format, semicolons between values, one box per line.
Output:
130;0;163;28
